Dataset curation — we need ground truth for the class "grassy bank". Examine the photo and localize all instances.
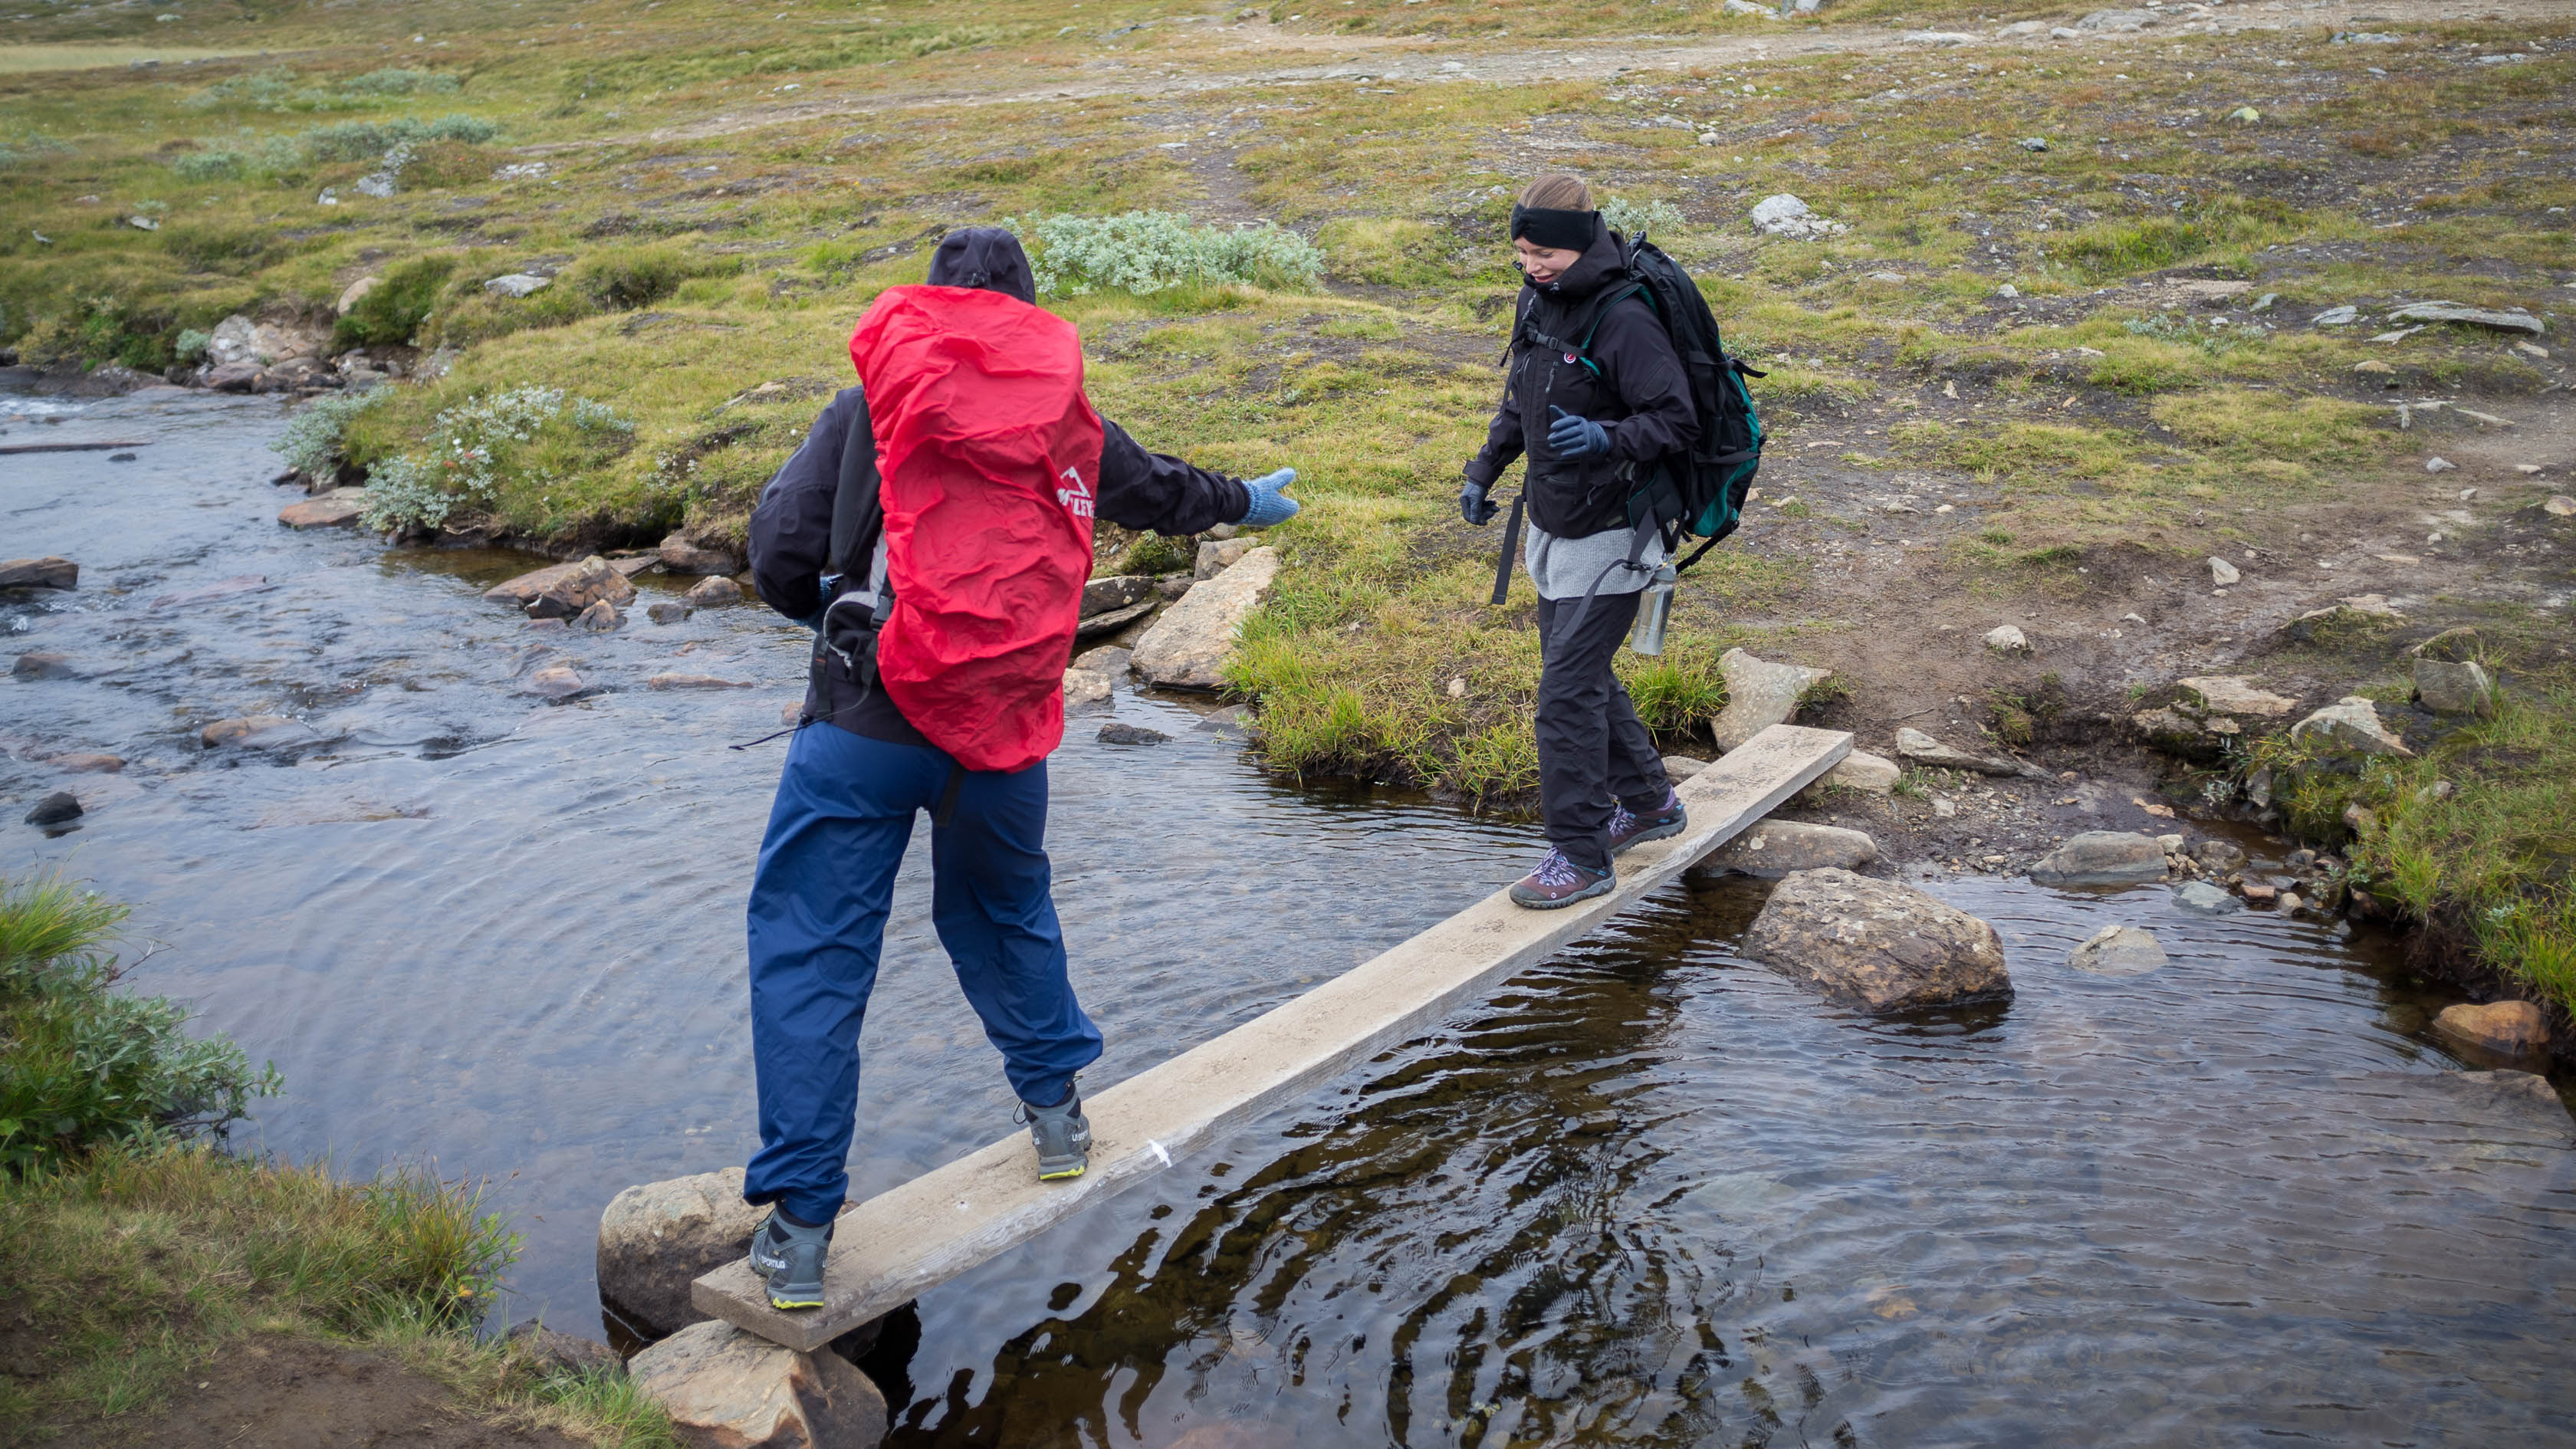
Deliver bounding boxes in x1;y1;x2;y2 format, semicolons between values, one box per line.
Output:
0;876;670;1446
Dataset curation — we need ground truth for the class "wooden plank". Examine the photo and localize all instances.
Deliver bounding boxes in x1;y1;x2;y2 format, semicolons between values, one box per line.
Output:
693;723;1852;1350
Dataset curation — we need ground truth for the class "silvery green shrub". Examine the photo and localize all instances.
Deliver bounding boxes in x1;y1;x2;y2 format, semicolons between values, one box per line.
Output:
273;386;386;479
1602;196;1687;240
359;386;631;534
1009;212;1325;297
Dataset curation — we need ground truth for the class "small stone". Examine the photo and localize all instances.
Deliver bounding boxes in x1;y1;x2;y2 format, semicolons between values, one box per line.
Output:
522;666;587;699
1071;644;1132;675
1749;193;1848;240
2413;657;2496;716
2174;880;2241;915
2206;556;2240;586
2424;457;2455;474
2311;305;2359;327
527;557;638;619
1983;623;2029;654
647;601;693;625
1193;704;1256;738
1082;575;1153;617
629;1321;887;1449
2277;891;2305;914
1662;754;1709;781
1063;669;1112;707
2177;675;2295;719
2545;495;2576;517
2030;831;2169;887
484;272;552;297
1447;676;1467;698
2432;1000;2548;1055
1806;749;1901;796
2156;833;2187;856
0;557;80;591
2190;839;2247;873
1194;537;1255;580
13;651;75;680
504;1320;622;1378
49;753;123;774
657;534;742;576
1712;649;1830;751
2344;800;2379;835
2290;698;2413;758
648;673;753;690
2352;359;2394;375
199;715;317;748
1994;283;2019;299
2018;136;2049;151
1098;721;1171;745
24;791;81;826
1894;727;2026;777
2242;882;2278;905
684;575;743;607
334;275;381;314
2066;924;2166;976
1707;820;1881;876
573;599;623;632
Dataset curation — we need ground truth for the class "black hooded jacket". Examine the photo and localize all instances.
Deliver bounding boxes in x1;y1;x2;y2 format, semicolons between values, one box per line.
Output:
1464;226;1699;539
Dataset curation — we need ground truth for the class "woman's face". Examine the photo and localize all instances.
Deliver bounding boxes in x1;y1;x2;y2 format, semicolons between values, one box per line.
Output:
1513;237;1582;284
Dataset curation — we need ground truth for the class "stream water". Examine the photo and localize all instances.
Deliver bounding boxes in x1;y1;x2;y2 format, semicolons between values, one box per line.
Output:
6;389;2571;1448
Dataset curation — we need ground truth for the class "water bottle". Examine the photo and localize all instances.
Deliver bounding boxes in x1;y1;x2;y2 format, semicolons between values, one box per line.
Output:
1628;564;1677;656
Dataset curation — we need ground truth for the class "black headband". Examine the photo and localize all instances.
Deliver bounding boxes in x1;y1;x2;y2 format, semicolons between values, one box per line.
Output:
1510;204;1598;251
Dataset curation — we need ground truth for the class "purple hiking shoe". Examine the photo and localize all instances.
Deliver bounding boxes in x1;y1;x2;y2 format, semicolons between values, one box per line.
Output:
1606;789;1687;856
1508;847;1615;909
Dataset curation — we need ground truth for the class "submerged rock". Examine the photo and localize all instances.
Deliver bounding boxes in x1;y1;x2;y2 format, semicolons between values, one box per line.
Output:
629;1321;888;1449
2066;924;2167;976
2173;880;2242;915
596;1166;769;1339
199;715;319;749
2433;1000;2548;1055
2030;831;2168;887
1707;820;1879;876
647;600;694;625
1741;868;2012;1014
12;651;75;680
684;575;743;608
1711;649;1829;751
1134;546;1277;689
649;673;752;690
1099;721;1171;745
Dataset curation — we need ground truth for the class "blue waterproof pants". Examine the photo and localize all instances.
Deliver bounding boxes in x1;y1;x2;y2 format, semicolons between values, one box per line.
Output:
742;721;1102;1224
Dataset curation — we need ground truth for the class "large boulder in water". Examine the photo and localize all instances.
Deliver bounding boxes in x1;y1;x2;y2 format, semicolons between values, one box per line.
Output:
596;1166;767;1338
1741;868;2012;1014
629;1321;888;1449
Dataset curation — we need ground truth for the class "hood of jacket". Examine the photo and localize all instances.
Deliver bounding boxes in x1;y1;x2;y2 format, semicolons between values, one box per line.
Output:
926;226;1038;304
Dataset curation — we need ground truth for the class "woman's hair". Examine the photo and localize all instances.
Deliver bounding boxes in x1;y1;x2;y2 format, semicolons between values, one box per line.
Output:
1518;172;1593;211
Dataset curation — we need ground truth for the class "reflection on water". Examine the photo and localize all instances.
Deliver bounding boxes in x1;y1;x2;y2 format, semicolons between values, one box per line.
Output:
8;390;2572;1447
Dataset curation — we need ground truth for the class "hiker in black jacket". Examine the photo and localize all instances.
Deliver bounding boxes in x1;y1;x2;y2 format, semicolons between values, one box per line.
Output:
1461;172;1700;909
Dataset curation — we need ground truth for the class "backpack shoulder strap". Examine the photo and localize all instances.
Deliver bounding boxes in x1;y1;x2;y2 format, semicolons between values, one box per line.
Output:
826;387;884;580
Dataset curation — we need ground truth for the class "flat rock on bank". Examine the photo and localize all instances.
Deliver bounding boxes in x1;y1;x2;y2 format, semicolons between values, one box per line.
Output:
1741;868;2012;1014
1706;820;1879;876
597;1167;768;1338
2030;831;2169;887
2433;1000;2548;1055
278;489;369;529
629;1321;888;1449
1133;546;1276;689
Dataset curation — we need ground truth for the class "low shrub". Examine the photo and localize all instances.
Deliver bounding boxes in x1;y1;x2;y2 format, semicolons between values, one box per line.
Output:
0;876;278;1175
1602;194;1687;240
274;387;389;479
300;114;498;164
361;385;635;533
336;254;456;348
1012;211;1326;297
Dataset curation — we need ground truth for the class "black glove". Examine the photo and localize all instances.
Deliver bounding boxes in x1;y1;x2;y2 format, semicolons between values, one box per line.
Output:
1460;479;1499;526
1546;406;1612;459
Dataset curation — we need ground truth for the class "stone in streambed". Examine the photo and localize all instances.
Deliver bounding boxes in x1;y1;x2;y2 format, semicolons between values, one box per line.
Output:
23;791;82;826
2413;658;2496;717
530;557;638;619
1082;575;1152;617
1711;649;1829;752
1074;596;1158;640
648;601;694;625
684;575;743;608
2433;1000;2548;1056
1098;721;1170;745
13;651;75;680
51;753;123;774
0;557;79;590
2066;924;2166;976
1740;868;2012;1014
2030;831;2168;887
1134;547;1278;690
1707;820;1879;876
1063;669;1112;708
199;715;320;749
2173;880;2241;915
629;1320;889;1449
596;1166;769;1339
658;534;742;576
649;673;752;690
522;665;588;699
277;488;369;529
1071;645;1132;676
575;599;623;632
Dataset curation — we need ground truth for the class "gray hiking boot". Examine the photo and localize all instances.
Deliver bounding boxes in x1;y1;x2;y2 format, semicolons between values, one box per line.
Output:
1607;789;1687;856
1508;847;1615;909
1017;1088;1092;1182
748;1210;831;1311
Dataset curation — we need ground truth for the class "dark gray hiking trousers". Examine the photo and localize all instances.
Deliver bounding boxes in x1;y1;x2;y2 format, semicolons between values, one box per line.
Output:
1535;592;1671;870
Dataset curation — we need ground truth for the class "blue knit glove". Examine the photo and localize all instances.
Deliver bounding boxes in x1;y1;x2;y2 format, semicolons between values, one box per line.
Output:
1546;406;1611;459
1236;468;1300;528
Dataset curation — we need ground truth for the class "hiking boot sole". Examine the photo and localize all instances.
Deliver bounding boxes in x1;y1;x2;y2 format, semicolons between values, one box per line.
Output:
1610;813;1687;856
1037;1162;1086;1181
1509;874;1617;909
767;1290;826;1310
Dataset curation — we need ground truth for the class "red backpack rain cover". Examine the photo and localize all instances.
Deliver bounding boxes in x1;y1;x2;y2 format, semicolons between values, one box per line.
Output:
849;285;1103;773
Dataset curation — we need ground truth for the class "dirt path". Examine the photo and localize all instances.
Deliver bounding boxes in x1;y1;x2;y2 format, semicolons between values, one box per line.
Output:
501;0;2565;151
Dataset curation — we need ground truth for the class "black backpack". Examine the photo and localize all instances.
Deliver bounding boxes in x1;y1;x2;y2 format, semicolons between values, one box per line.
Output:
1490;232;1766;605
